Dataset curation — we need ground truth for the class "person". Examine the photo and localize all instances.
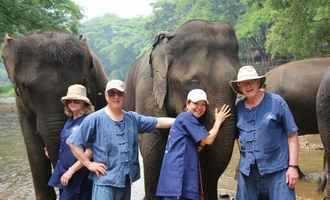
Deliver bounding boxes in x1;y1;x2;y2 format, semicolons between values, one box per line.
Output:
66;79;175;200
156;89;231;200
230;65;299;200
48;84;94;200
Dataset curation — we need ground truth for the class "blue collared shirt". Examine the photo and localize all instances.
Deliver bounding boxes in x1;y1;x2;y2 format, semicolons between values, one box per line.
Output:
48;115;90;193
156;112;208;200
236;92;298;176
67;108;157;188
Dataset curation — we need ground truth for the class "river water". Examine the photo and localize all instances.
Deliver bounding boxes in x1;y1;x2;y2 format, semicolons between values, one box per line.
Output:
0;97;324;200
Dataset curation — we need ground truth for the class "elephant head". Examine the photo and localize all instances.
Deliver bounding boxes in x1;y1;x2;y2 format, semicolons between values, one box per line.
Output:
125;20;239;199
1;32;107;200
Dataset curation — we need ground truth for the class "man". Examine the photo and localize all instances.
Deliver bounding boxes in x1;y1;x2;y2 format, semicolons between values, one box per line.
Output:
230;66;299;200
67;79;175;200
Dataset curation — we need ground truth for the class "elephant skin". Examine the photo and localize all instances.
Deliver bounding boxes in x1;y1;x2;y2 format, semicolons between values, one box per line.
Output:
1;32;108;200
125;20;239;200
266;57;330;135
316;67;330;199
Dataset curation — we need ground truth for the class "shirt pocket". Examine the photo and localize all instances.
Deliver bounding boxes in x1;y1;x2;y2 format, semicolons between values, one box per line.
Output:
263;113;279;129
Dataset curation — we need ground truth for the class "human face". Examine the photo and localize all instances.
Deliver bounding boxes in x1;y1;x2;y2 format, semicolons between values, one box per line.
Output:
106;89;125;109
186;100;207;118
237;79;261;98
66;99;85;114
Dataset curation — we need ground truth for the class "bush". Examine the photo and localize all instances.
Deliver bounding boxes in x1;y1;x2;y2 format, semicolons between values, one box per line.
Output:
0;84;14;96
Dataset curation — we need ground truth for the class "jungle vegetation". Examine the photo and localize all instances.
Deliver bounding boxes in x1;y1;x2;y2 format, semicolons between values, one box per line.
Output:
0;0;329;83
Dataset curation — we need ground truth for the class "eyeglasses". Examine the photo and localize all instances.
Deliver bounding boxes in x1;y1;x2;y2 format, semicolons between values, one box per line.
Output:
107;90;124;97
66;99;82;104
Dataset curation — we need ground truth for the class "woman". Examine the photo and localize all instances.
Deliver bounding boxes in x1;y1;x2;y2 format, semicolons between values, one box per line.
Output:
230;65;299;200
48;84;94;200
156;89;231;200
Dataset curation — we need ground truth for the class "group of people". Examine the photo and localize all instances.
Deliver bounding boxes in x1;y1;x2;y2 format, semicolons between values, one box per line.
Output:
46;65;299;200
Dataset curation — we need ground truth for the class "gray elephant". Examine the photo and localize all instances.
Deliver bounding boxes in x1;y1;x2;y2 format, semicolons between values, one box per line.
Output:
316;67;330;199
125;20;239;199
266;57;330;135
265;57;330;194
1;32;108;200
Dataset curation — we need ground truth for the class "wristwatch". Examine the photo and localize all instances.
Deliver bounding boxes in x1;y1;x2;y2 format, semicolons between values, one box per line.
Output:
288;165;299;169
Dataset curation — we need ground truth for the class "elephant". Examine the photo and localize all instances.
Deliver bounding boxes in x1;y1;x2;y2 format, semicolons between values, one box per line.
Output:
1;32;108;200
316;67;330;199
125;20;240;199
265;57;330;195
266;57;330;135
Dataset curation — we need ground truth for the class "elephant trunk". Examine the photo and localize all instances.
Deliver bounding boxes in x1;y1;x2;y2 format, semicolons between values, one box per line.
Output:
201;97;236;200
37;113;66;166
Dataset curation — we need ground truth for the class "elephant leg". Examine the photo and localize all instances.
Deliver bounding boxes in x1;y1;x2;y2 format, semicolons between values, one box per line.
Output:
317;73;330;199
140;130;168;200
17;105;56;200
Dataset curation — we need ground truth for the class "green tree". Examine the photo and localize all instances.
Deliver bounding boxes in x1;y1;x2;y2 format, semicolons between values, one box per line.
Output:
0;0;82;37
266;0;330;58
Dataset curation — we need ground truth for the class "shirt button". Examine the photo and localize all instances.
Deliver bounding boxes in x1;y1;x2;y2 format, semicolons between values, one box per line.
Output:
165;150;168;154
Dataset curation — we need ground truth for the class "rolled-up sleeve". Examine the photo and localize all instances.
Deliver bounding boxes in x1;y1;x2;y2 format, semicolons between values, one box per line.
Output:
66;117;96;148
280;100;298;135
131;112;157;133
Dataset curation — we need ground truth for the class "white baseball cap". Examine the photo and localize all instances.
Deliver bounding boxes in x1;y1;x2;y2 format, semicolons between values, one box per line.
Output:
105;80;125;92
187;89;209;104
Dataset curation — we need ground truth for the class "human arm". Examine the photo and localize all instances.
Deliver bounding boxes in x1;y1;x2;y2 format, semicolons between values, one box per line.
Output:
286;132;299;189
67;143;107;177
60;148;92;186
155;117;175;129
200;104;231;146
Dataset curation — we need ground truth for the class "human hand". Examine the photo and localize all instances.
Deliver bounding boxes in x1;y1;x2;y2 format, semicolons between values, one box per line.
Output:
86;161;107;177
60;169;74;186
286;166;299;189
44;147;49;159
214;104;231;124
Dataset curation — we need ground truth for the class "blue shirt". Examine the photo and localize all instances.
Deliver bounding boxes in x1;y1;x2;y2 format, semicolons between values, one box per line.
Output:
156;112;208;200
236;92;298;176
66;108;157;188
48;115;90;194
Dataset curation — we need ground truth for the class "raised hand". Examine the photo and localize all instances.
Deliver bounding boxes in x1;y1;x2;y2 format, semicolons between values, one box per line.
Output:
214;104;231;124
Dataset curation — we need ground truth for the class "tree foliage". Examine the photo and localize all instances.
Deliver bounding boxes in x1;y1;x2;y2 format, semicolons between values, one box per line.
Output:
80;15;151;79
0;0;82;37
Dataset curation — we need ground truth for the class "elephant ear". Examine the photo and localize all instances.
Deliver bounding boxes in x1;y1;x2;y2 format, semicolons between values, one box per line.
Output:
150;31;175;109
3;34;16;83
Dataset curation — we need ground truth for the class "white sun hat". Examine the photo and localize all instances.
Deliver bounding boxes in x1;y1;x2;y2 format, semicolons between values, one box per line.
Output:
61;84;92;105
230;65;266;94
187;89;209;104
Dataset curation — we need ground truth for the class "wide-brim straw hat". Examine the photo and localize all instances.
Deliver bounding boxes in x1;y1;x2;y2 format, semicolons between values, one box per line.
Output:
61;84;92;105
230;65;266;94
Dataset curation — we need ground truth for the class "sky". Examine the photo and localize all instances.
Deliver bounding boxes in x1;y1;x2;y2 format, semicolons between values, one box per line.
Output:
72;0;153;20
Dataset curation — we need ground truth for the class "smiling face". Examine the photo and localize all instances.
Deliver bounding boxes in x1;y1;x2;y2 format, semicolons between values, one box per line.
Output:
65;99;85;116
186;100;207;118
237;79;261;98
105;89;125;110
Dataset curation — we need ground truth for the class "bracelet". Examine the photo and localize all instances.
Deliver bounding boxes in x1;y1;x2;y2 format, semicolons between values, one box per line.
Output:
288;165;299;169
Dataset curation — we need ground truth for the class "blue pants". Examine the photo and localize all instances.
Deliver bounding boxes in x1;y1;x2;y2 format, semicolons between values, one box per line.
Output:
236;165;295;200
91;184;131;200
161;198;192;200
59;177;92;200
